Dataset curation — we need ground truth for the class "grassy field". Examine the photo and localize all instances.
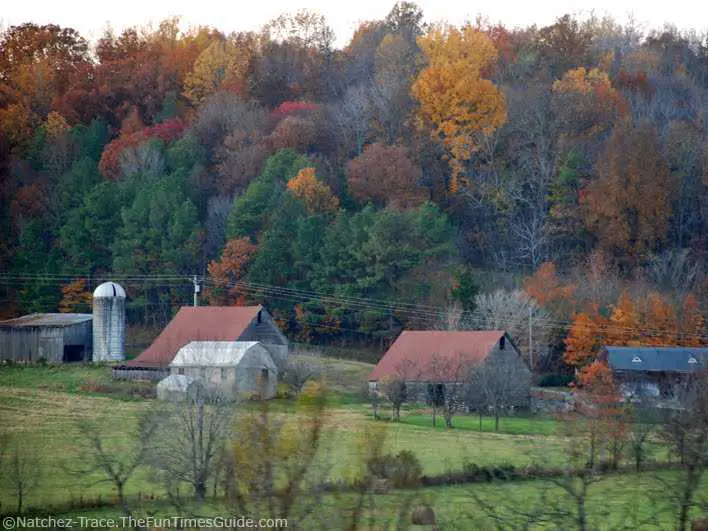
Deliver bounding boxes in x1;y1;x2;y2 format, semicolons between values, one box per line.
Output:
16;471;707;529
0;383;572;509
0;361;575;511
0;360;689;527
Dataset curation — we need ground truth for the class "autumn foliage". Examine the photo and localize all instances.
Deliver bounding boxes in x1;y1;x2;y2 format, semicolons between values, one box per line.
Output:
564;290;706;369
59;279;92;313
286;167;339;214
98;118;185;179
208;238;258;305
412;24;507;193
346;143;427;208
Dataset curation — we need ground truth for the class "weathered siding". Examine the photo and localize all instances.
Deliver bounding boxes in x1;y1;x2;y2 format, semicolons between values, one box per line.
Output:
238;309;289;368
0;322;92;363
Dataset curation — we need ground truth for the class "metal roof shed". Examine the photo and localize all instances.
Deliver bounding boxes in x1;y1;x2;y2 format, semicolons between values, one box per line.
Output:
169;341;277;399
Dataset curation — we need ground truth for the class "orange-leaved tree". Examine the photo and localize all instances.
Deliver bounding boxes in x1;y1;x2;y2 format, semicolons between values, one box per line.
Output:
564;305;608;369
582;122;675;266
411;24;507;193
286;167;339;215
522;261;576;316
207;238;258;305
59;279;92;313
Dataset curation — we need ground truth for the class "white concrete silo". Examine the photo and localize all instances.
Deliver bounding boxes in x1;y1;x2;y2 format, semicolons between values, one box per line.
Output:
92;281;126;362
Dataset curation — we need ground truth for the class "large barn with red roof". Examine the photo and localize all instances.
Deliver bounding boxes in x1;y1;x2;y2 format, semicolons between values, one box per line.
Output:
369;330;531;405
117;305;288;380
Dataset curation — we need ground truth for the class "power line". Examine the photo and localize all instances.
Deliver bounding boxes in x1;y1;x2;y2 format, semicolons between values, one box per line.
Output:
1;273;707;340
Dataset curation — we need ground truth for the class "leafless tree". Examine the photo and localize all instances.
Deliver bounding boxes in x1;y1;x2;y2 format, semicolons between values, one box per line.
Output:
379;375;407;422
280;356;322;395
204;195;234;261
467;349;532;432
119;139;165;179
4;446;41;514
427;352;477;428
75;411;160;519
439;302;464;331
646;248;701;304
656;370;708;531
189;92;267;160
470;289;551;371
330;84;374;156
151;382;235;501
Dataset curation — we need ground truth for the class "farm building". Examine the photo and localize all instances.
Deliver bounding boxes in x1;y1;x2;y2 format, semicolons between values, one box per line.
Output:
117;305;288;381
92;281;126;362
0;313;93;363
156;374;198;401
368;330;531;406
600;345;707;400
168;341;278;399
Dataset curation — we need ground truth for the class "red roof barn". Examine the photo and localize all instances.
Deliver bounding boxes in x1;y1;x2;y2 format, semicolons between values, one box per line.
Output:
127;305;288;369
369;330;520;382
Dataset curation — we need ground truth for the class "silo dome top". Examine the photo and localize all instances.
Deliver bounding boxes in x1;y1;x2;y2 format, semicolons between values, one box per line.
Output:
93;281;126;298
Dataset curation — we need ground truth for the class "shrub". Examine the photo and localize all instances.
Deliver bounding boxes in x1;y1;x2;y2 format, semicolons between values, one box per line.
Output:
367;450;422;488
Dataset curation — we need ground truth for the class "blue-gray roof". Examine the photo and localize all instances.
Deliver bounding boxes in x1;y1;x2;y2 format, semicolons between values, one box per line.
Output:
604;346;707;373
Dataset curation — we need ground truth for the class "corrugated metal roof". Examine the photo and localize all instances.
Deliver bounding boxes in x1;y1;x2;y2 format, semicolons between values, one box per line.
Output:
369;330;508;382
170;341;276;369
128;306;263;368
604;346;707;373
0;313;93;328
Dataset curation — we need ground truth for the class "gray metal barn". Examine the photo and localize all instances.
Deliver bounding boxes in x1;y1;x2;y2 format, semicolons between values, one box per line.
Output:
0;313;93;363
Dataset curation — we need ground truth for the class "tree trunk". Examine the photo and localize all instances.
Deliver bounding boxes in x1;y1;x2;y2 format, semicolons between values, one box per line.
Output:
16;487;22;514
494;411;500;432
479;412;483;432
195;481;207;501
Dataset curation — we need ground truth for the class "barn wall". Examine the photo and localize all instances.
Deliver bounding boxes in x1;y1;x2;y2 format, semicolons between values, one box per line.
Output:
0;328;41;362
238;309;289;369
0;327;66;362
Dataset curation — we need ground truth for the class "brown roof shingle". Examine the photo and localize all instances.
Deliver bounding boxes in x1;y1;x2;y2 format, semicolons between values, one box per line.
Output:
368;330;507;382
127;306;262;368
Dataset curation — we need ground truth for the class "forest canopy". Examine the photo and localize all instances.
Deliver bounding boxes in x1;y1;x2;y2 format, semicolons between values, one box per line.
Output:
0;4;706;357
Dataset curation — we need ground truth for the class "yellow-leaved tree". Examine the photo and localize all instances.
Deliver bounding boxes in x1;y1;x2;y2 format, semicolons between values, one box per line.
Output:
287;167;339;214
411;24;507;193
183;37;252;106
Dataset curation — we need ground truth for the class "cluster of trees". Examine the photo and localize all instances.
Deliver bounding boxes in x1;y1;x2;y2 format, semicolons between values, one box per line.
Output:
1;3;706;351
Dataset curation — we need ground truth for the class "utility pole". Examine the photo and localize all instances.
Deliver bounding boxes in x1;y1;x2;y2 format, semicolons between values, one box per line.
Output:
193;275;200;307
528;304;533;371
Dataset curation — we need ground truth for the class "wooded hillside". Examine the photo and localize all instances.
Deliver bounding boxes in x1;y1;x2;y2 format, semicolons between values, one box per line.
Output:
1;3;706;362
